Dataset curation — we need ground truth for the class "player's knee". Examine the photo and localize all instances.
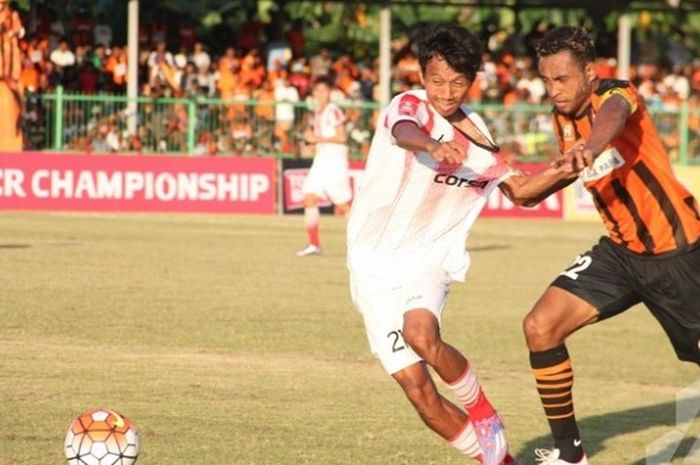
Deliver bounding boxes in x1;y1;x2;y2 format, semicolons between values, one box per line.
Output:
403;327;439;361
336;203;349;215
523;311;558;350
304;195;318;208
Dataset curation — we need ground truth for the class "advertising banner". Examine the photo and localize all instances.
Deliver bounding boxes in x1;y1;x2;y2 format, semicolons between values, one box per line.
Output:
0;152;277;214
281;158;365;214
674;165;700;199
562;178;599;222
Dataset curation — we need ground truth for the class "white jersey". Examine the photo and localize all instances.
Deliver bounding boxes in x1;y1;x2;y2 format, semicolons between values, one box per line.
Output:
347;89;513;284
313;102;348;158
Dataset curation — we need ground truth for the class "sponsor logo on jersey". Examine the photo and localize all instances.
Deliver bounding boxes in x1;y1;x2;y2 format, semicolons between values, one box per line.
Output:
433;173;488;189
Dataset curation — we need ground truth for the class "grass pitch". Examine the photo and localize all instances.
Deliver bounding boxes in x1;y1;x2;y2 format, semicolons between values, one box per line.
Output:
1;212;698;465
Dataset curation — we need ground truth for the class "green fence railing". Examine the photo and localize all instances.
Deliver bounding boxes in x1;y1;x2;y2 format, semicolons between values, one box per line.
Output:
24;89;700;165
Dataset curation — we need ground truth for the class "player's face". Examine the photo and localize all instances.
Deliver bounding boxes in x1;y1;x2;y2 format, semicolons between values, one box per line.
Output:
422;56;471;118
312;83;331;107
538;51;596;116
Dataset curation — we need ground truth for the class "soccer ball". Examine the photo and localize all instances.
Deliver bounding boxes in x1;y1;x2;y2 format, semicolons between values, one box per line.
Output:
64;408;140;465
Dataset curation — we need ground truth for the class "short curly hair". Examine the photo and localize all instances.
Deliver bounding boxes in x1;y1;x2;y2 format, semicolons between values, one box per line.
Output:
535;26;596;66
417;23;483;82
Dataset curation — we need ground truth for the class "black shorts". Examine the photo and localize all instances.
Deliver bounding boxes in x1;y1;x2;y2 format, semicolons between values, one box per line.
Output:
552;237;700;364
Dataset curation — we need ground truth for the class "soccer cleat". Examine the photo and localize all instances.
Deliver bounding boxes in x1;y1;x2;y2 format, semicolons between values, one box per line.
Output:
295;244;323;257
534;448;588;465
472;414;508;465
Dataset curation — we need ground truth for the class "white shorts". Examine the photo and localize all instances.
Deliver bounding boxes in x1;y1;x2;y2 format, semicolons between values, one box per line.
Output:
303;154;352;205
349;268;451;375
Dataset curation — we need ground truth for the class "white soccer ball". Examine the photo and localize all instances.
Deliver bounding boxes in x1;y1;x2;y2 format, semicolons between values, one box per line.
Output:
64;408;139;465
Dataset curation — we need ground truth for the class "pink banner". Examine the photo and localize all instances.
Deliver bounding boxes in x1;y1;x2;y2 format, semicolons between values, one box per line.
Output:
281;159;365;212
0;152;277;214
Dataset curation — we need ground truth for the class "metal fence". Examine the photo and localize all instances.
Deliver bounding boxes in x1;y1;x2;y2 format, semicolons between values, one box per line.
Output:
24;89;700;165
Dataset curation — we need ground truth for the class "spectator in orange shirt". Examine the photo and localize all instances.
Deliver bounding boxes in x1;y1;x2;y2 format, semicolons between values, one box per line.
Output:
217;47;239;99
105;46;128;93
396;49;421;87
240;49;265;90
253;79;275;152
267;58;287;87
0;0;24;86
20;56;40;93
467;72;483;103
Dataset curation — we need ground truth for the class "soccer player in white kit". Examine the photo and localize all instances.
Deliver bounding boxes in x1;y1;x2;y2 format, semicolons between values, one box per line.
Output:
296;76;353;257
347;23;575;465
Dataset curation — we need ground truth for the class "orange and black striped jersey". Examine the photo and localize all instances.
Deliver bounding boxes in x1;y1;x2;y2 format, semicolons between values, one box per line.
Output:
553;79;700;255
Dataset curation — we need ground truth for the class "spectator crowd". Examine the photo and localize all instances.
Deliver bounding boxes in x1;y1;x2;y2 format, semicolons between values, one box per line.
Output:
14;4;700;160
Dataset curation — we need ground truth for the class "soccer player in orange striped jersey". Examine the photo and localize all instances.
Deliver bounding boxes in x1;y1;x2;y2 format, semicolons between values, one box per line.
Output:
523;26;700;465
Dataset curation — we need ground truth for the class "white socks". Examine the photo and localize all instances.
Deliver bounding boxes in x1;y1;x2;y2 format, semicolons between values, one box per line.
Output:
448;421;482;459
448;366;480;407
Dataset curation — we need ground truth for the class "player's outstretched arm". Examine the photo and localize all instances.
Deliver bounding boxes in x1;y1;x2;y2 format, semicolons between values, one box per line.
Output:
306;122;347;145
498;158;578;207
392;121;466;164
569;94;631;170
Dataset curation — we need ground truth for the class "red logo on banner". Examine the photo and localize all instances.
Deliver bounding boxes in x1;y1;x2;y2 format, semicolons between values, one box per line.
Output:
281;159;365;212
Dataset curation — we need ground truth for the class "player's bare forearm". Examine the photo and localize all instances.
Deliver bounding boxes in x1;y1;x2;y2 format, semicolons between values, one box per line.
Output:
499;166;575;207
392;121;466;164
392;121;441;154
584;95;630;156
566;95;631;170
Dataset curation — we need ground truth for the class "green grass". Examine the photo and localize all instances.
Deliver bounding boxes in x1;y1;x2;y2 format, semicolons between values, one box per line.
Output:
1;212;698;465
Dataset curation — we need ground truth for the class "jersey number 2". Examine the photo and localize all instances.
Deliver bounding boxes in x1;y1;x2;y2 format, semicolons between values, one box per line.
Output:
561;255;592;280
387;330;406;352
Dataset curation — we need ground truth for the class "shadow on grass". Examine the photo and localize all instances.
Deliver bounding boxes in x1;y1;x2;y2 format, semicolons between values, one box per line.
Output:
517;398;700;464
469;244;511;252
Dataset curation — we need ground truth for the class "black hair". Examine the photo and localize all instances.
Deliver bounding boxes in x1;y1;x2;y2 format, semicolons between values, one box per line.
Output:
535;26;596;66
312;75;334;89
417;23;483;82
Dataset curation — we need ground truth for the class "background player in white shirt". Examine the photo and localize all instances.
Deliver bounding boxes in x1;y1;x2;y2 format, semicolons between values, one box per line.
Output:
296;76;352;256
347;23;575;465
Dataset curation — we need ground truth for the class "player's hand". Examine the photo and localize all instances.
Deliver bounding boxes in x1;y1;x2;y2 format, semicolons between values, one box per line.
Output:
551;153;578;176
304;129;317;144
429;140;466;165
553;140;590;173
566;144;594;172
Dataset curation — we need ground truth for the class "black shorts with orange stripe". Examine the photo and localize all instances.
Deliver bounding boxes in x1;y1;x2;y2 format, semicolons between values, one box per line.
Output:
551;236;700;364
